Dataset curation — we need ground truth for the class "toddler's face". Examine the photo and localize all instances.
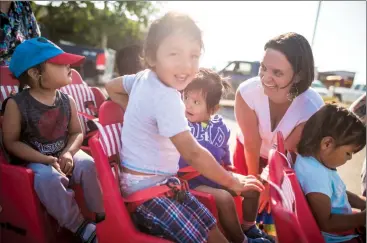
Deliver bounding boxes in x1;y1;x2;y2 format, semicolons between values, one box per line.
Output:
319;139;360;169
152;30;201;91
183;90;211;123
41;63;72;89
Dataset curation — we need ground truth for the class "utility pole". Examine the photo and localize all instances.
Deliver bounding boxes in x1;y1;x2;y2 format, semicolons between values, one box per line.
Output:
312;1;322;48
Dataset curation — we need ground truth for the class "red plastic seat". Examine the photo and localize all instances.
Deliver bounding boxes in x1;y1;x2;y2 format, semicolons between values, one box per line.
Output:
0;66;95;243
268;132;325;243
60;69;106;152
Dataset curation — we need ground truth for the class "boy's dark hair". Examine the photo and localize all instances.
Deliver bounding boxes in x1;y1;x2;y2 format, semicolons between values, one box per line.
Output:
14;64;45;92
142;12;203;69
264;32;314;97
116;45;142;76
184;68;232;112
298;104;366;156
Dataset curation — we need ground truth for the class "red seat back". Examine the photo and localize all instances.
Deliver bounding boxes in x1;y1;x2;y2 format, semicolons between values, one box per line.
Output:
268;133;325;243
0;66;19;108
89;101;170;243
60;70;98;134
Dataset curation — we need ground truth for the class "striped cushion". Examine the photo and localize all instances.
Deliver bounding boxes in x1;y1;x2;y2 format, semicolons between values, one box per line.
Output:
0;85;18;104
60;82;97;134
281;174;296;212
94;122;123;158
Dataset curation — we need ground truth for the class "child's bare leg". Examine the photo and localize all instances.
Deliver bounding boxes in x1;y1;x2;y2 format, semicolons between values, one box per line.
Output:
207;226;229;243
196;185;244;243
241;190;260;229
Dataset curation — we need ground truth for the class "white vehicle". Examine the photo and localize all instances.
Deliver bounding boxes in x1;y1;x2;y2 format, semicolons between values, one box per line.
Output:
311;80;333;99
333;71;366;104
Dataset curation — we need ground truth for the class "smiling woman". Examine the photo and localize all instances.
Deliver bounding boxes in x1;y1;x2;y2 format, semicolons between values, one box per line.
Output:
233;32;324;235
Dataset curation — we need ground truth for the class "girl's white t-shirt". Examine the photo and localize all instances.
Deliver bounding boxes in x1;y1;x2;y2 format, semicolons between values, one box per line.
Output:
120;69;190;175
237;77;324;159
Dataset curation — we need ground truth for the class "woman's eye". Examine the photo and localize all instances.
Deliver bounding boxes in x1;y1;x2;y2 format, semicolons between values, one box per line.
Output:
346;152;352;156
170;53;178;56
194;101;200;105
192;54;199;60
274;71;283;77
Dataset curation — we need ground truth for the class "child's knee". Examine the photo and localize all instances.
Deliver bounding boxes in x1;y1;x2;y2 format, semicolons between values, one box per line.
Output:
214;189;234;205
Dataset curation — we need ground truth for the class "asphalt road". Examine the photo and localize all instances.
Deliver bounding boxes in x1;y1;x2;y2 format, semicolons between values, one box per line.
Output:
218;106;365;195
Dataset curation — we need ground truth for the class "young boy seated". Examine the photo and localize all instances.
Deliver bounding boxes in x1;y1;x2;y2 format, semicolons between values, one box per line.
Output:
296;104;366;243
179;68;274;243
2;37;104;243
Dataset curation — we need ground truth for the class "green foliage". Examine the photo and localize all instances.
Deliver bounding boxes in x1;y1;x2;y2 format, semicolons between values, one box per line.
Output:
31;1;159;51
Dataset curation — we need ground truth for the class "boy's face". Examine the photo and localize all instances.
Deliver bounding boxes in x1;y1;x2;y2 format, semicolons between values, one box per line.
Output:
318;137;360;169
41;63;72;89
183;90;211;123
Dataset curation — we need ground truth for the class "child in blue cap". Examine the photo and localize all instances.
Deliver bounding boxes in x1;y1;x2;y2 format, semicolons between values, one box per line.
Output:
2;37;103;243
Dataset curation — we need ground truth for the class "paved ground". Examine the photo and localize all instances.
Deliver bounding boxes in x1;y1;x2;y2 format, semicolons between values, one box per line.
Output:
218;106;365;195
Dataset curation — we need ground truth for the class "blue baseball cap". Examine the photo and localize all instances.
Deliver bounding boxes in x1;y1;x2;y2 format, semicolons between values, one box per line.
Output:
9;37;85;78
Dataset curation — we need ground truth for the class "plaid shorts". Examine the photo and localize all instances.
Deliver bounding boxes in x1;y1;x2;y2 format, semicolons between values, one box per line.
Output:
133;191;216;243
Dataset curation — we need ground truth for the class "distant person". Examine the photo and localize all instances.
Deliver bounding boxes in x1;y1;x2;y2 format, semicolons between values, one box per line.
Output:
115;44;142;76
296;104;366;243
0;1;40;66
349;93;366;197
233;32;324;235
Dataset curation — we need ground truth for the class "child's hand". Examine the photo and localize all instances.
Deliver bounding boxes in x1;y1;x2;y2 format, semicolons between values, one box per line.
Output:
47;156;66;177
228;173;265;194
258;183;271;214
58;152;74;176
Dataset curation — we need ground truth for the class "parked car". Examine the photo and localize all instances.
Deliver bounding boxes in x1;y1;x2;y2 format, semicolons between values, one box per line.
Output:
333;83;366;104
218;61;260;99
311;80;333;100
58;41;116;85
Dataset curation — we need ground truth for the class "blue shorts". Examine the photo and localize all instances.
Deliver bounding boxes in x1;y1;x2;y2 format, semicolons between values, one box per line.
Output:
133;191;216;243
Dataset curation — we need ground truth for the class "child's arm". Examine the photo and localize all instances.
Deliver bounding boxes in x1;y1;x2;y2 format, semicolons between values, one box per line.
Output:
2;99;57;164
307;192;366;232
171;131;264;193
58;97;83;175
60;96;83;156
347;191;366;211
105;76;129;109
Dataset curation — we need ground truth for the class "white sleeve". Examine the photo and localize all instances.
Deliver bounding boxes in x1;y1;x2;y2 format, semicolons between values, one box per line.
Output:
238;77;260;110
122;70;146;95
298;89;324;124
155;91;190;138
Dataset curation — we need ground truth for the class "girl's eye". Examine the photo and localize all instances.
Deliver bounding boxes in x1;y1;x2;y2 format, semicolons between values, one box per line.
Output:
194;101;200;105
192;54;200;60
170;53;178;56
346;152;352;156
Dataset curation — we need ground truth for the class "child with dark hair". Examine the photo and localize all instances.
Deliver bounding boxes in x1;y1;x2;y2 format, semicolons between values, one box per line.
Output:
115;44;142;76
296;104;366;243
179;68;274;243
2;37;104;243
106;12;265;243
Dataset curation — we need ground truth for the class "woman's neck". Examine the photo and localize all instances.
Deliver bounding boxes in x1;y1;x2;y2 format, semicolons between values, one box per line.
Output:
0;1;12;14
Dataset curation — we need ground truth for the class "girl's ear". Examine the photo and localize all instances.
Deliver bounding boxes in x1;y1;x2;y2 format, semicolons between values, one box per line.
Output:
145;56;156;68
320;136;335;151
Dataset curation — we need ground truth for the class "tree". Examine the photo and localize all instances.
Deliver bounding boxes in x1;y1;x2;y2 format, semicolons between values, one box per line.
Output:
31;1;159;51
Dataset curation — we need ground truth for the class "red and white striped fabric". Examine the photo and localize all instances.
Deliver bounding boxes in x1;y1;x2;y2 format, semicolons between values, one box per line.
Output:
281;173;296;212
0;85;18;104
60;82;97;134
94;121;123;158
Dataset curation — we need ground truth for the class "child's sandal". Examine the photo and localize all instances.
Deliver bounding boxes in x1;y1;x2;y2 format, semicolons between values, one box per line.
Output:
75;220;97;243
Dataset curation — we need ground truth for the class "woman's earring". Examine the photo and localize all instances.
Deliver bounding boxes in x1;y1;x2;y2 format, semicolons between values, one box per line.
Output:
287;85;299;101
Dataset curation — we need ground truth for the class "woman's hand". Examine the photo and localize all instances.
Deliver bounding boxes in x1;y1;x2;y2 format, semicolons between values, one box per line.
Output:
258;183;271;214
228;173;265;195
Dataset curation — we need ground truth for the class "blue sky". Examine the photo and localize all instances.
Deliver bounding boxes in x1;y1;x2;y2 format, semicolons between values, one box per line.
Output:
162;1;366;83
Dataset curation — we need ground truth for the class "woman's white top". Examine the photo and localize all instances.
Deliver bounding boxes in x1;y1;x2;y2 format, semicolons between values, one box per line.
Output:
237;77;324;159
